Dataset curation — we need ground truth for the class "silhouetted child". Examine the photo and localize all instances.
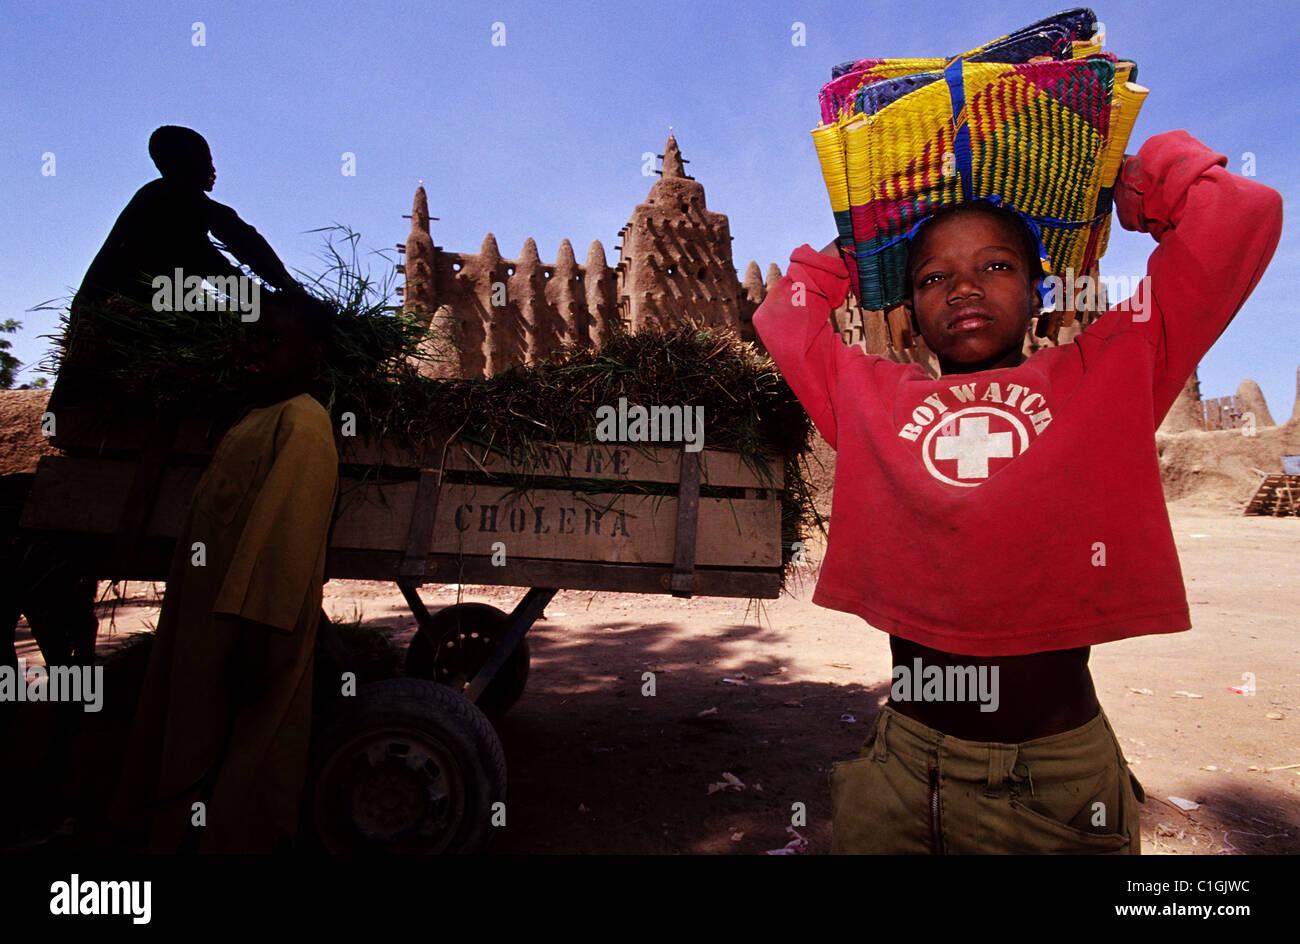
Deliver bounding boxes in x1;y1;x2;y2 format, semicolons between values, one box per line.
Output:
56;125;302;408
77;125;298;309
7;126;308;754
21;127;308;673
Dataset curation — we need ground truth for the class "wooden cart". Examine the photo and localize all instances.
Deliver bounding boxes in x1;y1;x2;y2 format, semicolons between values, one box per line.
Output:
18;408;790;853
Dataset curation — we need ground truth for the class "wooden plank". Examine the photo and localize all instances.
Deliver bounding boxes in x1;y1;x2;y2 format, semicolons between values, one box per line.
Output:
861;306;890;355
6;535;783;598
1204;398;1223;431
1243;474;1300;517
324;549;782;598
1273;475;1299;517
1225;396;1242;430
332;481;780;568
47;410;786;489
19;457;200;536
341;437;783;490
398;442;446;579
20;458;782;568
885;305;912;350
47;408;229;457
670;449;701;595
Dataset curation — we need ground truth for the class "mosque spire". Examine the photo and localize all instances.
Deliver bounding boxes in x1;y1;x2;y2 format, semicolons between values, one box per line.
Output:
659;130;688;179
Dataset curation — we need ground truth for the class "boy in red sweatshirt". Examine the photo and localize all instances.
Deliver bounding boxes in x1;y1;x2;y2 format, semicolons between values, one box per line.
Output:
752;130;1282;853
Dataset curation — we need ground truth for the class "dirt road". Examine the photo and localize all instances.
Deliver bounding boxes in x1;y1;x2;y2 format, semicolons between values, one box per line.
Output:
5;502;1296;854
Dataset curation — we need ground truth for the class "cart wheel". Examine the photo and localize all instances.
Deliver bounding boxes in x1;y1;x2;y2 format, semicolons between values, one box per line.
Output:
306;678;505;855
405;603;530;719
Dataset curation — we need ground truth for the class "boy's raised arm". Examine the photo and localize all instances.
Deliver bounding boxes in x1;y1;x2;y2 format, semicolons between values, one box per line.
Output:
1094;129;1284;425
751;241;856;450
207;198;300;293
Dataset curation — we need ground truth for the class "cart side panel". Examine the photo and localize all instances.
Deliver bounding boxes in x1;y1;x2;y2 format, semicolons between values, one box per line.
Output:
340;439;785;490
20;459;784;570
19;456;201;536
332;482;781;568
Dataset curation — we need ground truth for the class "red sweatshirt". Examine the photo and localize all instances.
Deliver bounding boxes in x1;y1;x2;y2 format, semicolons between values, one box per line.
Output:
754;130;1283;656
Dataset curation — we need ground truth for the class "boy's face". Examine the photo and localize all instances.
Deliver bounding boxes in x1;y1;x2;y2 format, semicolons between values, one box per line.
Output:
194;147;215;191
164;144;215;191
905;212;1040;375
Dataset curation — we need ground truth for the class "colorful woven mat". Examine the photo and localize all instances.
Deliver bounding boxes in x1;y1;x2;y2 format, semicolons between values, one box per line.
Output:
812;8;1148;310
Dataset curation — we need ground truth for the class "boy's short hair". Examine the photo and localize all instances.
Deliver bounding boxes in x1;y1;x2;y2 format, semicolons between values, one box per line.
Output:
905;201;1047;299
148;126;210;178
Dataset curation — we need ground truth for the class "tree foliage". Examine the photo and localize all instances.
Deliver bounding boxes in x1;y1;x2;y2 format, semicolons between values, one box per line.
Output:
0;320;48;390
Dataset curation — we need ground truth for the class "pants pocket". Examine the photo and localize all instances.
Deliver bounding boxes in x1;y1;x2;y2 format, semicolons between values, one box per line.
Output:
828;746;932;854
995;757;1137;854
829;755;880;853
1003;799;1132;853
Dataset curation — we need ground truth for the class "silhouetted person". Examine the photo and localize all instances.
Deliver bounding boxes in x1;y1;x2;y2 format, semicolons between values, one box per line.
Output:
75;125;300;311
54;125;303;408
0;129;308;830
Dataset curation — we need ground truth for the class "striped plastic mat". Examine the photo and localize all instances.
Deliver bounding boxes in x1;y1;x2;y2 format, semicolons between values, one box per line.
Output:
812;8;1147;311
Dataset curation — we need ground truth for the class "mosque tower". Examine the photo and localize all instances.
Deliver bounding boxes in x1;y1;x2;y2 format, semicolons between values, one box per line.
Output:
615;133;750;335
399;132;771;378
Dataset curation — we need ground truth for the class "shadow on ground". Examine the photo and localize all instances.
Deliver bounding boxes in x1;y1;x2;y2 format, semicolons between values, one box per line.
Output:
1;587;1295;855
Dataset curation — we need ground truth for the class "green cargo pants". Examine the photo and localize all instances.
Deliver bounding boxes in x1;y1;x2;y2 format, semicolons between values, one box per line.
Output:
829;706;1145;854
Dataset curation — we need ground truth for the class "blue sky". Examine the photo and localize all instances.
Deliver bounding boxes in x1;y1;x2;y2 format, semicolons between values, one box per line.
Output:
2;0;1296;415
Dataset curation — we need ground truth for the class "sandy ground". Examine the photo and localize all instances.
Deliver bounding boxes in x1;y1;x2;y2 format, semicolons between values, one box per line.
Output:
4;499;1295;855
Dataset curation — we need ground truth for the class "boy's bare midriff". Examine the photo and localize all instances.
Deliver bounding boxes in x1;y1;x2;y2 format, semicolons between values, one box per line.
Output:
888;635;1099;742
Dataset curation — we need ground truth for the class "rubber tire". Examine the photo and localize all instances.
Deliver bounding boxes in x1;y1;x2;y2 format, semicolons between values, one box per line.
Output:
306;678;505;855
405;603;530;719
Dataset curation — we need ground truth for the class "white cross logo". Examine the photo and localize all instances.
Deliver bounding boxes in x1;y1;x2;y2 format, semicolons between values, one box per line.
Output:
933;415;1014;479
